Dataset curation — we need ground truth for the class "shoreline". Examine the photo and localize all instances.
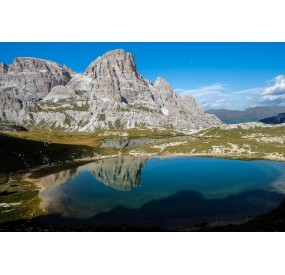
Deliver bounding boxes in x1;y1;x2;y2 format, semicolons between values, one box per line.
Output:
129;151;285;163
20;152;285;184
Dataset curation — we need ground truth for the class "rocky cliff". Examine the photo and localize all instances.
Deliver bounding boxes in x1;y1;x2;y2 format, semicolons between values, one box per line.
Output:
0;57;74;125
0;49;221;131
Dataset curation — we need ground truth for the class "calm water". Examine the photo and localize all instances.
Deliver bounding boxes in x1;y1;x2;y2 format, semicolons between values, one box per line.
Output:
33;157;285;228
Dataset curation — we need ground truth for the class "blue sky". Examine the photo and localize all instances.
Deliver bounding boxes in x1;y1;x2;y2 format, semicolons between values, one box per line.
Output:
1;42;285;110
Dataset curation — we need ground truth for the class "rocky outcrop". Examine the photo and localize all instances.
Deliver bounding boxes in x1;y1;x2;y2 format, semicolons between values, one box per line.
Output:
84;49;158;109
260;113;285;124
0;57;74;99
0;63;8;74
0;49;221;131
0;57;75;125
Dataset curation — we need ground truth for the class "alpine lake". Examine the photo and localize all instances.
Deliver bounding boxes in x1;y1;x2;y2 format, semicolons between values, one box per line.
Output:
20;155;285;230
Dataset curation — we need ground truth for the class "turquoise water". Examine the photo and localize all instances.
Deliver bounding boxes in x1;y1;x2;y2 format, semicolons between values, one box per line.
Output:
36;157;285;228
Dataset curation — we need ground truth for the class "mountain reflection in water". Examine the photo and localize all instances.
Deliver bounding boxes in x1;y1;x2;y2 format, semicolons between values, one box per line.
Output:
35;157;148;218
36;156;146;192
100;136;196;149
33;157;285;227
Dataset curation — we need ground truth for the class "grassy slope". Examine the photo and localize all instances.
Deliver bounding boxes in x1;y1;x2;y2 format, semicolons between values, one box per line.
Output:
124;126;285;161
0;133;99;223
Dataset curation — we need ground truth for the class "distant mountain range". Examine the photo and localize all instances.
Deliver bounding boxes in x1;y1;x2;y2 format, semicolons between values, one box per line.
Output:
260;113;285;124
0;49;220;131
206;106;285;124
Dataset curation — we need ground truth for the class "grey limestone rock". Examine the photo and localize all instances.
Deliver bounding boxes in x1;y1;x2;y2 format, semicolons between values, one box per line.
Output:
0;49;221;131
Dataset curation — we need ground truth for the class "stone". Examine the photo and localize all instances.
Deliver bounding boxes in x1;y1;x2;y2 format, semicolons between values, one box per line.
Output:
0;49;221;131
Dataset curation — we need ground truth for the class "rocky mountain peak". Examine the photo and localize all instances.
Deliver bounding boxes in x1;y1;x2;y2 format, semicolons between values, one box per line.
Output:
0;57;75;125
83;49;155;106
0;48;221;131
154;77;177;98
0;62;8;74
84;49;139;79
154;77;169;87
99;49;131;60
10;57;74;76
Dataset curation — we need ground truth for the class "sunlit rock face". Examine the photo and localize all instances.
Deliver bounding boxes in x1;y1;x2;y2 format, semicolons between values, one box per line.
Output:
0;58;74;125
84;49;157;108
0;49;221;131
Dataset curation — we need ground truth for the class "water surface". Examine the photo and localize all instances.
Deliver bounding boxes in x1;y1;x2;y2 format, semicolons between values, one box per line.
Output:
33;157;285;228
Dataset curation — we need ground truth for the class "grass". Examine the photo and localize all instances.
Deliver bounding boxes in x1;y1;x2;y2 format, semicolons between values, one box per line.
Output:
0;132;111;224
0;133;100;175
5;126;285;161
0;174;8;184
123;126;285;161
0;178;44;223
98;114;106;121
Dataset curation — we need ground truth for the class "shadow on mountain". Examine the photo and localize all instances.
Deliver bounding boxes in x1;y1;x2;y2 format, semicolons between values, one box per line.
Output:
3;188;283;231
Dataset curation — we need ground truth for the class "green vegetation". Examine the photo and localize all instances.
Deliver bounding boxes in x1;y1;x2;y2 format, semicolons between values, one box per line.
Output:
0;132;102;175
98;114;106;121
34;101;89;113
3;126;285;172
0;174;7;184
1;87;15;92
128;126;285;160
0;179;44;223
75;90;87;96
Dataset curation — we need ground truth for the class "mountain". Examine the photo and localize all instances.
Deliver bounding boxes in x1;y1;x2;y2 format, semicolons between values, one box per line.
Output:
206;106;285;124
260;112;285;124
0;49;220;131
0;58;74;125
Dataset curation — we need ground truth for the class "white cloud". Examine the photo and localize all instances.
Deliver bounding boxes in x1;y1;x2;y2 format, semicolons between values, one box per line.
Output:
175;76;285;110
260;75;285;105
176;84;262;110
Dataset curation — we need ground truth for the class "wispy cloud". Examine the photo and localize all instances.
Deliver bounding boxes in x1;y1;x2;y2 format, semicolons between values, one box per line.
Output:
175;76;285;110
176;83;228;95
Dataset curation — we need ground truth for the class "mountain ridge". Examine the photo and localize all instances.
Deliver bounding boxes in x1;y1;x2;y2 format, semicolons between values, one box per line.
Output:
260;112;285;124
0;49;221;131
206;106;285;124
